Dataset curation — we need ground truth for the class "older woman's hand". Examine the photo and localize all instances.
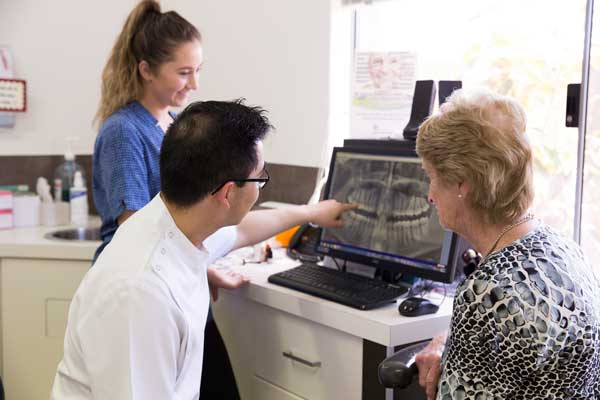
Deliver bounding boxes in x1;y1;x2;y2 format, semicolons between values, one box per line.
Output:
415;333;446;400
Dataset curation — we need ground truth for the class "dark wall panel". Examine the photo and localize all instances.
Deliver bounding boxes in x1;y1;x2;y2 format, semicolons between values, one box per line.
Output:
0;156;319;216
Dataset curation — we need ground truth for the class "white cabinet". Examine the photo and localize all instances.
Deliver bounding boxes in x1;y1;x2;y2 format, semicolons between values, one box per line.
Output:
254;308;362;400
213;292;363;400
253;375;305;400
0;258;88;400
211;258;452;400
211;290;259;397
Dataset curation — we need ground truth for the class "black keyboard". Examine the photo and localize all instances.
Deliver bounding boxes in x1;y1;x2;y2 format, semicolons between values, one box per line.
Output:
268;263;408;310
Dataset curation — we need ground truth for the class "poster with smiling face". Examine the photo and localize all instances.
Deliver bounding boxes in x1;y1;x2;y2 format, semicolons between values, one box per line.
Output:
351;51;417;140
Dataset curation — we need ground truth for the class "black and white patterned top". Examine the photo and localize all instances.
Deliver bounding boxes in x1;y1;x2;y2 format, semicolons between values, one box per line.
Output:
438;224;600;399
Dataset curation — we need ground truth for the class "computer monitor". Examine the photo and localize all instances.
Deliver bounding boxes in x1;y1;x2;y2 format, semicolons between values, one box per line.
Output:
316;143;459;283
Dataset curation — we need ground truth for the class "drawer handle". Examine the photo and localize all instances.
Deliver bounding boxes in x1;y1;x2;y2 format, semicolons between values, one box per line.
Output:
282;351;322;368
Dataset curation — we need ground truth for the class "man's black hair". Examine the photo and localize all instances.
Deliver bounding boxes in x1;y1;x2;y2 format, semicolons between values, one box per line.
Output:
160;99;271;207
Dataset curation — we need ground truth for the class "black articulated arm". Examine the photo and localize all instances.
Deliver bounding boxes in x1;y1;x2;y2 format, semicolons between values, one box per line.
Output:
378;340;431;389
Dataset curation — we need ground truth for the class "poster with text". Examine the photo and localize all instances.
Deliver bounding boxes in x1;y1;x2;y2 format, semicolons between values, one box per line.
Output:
351;51;417;139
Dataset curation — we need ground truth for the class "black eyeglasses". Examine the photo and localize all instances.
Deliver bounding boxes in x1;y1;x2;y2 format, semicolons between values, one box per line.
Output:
211;167;270;195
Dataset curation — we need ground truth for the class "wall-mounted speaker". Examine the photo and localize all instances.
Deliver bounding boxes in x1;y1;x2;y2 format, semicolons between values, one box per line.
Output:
566;83;580;128
403;80;436;140
438;80;462;106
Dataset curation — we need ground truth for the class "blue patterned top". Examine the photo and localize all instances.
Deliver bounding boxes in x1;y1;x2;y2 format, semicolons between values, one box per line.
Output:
92;101;169;260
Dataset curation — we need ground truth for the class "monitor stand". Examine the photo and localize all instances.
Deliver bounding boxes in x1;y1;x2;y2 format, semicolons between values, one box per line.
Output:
322;257;407;286
322;256;375;277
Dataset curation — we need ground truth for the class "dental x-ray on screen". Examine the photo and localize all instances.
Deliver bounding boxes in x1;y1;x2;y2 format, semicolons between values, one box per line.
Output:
322;150;445;265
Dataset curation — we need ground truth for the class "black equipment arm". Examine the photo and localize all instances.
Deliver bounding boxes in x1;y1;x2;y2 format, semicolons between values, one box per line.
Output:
377;340;431;389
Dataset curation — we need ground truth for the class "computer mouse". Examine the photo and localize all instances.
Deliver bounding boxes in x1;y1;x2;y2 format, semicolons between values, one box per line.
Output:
398;297;439;317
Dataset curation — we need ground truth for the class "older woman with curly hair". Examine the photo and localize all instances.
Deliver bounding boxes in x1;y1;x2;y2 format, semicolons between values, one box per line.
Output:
414;88;600;400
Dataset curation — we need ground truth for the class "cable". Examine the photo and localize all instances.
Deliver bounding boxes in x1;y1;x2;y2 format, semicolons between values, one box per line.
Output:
406;278;447;306
436;283;448;309
406;278;428;297
332;257;343;271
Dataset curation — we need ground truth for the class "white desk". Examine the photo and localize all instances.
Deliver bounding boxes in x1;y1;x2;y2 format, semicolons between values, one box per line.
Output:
211;249;452;400
0;223;451;400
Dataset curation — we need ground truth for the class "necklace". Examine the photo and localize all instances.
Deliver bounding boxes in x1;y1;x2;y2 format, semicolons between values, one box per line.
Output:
479;212;535;266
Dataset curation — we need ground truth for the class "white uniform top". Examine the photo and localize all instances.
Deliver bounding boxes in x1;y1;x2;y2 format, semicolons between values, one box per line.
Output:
51;194;237;400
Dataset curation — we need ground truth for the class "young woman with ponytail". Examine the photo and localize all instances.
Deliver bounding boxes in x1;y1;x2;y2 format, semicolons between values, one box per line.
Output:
90;2;241;398
93;0;202;250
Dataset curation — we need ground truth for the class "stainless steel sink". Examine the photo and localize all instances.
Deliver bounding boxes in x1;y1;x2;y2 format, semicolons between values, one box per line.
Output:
45;227;101;242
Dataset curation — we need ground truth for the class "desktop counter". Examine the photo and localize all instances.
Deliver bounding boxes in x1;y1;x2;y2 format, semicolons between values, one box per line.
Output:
211;247;452;400
0;223;452;400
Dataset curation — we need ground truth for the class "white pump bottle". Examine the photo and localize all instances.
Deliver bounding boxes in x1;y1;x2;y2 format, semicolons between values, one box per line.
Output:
69;171;88;226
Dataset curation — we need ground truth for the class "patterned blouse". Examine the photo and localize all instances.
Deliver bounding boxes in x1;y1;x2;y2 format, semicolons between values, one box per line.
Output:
438;224;600;399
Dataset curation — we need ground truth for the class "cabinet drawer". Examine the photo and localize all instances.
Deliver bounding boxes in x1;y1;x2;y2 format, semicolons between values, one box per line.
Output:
253;375;304;400
1;258;89;400
254;307;362;400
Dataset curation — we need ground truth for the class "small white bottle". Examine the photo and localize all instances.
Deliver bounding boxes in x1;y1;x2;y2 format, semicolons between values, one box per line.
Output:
53;178;62;202
69;171;88;226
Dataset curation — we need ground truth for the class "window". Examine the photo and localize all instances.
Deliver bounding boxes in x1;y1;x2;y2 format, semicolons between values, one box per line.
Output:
346;1;594;261
582;4;600;265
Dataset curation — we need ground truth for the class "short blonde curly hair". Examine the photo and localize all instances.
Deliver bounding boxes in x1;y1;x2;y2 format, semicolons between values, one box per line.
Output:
416;88;533;225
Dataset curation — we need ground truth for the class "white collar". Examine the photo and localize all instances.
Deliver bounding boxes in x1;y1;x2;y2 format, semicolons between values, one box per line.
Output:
146;194;210;296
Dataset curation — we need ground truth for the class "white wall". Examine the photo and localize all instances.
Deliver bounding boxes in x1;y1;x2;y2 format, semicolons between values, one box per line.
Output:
0;0;349;168
0;0;138;156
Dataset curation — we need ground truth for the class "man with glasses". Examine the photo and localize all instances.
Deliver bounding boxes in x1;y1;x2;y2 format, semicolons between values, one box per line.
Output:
211;165;270;194
51;99;355;400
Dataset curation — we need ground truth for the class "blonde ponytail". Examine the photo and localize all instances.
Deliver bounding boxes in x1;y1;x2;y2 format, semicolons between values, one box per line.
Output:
95;0;200;124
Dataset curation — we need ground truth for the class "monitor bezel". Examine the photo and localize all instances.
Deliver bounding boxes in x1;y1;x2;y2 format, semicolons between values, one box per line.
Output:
316;143;459;283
